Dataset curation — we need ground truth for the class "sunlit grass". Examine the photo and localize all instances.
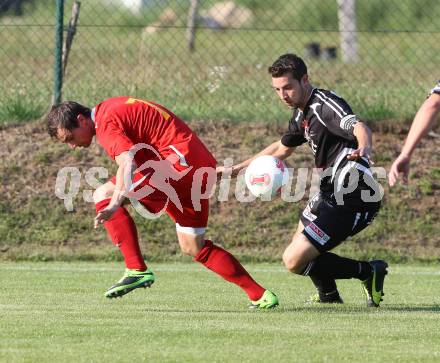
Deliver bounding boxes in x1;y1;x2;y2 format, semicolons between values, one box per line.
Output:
1;262;439;363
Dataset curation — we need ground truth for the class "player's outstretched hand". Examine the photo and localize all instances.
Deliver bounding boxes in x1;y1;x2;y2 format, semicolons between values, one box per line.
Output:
388;154;410;187
94;206;118;229
346;147;374;165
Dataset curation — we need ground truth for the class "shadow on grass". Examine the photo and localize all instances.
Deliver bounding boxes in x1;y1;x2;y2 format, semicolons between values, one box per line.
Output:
383;305;440;313
284;305;440;314
142;304;440;314
101;300;440;314
144;308;262;314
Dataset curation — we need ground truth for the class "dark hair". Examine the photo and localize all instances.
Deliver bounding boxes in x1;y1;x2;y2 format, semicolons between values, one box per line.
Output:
268;53;308;80
47;101;91;139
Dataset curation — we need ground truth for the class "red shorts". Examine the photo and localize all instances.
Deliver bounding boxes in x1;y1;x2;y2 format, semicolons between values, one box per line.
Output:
110;142;216;229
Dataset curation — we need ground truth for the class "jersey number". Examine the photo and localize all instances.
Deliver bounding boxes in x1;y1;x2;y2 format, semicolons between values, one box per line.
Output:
125;98;171;121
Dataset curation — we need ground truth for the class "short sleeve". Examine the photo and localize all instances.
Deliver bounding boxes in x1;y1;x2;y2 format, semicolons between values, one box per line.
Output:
430;80;440;95
96;119;134;159
313;91;357;140
281;117;307;147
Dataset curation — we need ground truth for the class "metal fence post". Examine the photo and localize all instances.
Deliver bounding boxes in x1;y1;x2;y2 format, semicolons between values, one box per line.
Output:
53;0;64;105
186;0;199;52
337;0;358;64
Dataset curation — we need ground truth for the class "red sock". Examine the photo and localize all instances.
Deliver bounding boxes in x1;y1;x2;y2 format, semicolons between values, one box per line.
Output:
194;240;265;301
96;199;147;271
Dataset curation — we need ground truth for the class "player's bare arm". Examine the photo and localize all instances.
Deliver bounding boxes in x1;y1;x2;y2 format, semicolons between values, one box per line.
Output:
399;93;440;159
389;93;440;186
94;151;137;228
216;140;294;179
347;121;374;164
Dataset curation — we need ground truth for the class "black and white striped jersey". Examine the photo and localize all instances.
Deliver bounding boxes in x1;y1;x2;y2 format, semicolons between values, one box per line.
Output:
430;80;440;95
281;88;378;206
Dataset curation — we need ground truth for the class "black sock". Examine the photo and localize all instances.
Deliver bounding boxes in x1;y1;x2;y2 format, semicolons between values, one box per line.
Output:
309;275;338;295
305;252;372;281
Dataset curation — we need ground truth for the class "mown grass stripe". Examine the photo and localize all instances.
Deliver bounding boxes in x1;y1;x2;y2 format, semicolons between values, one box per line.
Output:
1;263;439;275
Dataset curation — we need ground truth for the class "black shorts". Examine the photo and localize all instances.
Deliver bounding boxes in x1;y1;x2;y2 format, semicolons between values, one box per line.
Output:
300;192;381;252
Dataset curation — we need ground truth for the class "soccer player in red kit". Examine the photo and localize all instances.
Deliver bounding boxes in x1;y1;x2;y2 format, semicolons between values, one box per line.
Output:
47;97;278;309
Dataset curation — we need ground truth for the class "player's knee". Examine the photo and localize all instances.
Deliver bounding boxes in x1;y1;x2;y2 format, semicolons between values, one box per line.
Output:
282;252;305;274
93;183;114;204
177;230;205;257
178;237;202;257
179;243;200;257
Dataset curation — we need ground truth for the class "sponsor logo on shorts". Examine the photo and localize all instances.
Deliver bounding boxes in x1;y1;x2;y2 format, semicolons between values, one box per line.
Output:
302;205;317;222
305;222;330;245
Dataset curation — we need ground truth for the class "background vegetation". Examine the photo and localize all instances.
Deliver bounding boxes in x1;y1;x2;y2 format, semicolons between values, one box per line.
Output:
0;0;439;262
0;0;439;126
1;120;439;263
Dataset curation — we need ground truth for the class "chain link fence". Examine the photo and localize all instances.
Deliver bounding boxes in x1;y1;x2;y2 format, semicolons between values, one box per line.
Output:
1;0;439;123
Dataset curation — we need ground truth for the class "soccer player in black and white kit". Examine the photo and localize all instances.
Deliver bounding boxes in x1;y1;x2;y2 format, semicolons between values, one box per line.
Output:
389;80;440;186
219;54;388;306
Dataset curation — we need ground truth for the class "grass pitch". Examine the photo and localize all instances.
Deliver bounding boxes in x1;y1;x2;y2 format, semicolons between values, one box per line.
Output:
1;262;439;363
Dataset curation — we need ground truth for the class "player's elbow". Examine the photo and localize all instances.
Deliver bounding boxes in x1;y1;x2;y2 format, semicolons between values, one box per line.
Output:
277;142;294;160
115;151;137;170
93;182;114;204
354;121;371;134
428;93;440;111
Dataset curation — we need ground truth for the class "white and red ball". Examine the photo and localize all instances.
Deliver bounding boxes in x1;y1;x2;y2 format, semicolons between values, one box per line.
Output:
245;155;289;198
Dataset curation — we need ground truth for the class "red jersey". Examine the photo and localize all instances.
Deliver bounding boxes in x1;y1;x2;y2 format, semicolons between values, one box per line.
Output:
93;97;216;169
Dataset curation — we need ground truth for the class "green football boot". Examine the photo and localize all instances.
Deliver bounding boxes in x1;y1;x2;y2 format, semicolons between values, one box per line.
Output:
105;268;155;299
361;260;388;307
306;290;343;304
249;290;279;310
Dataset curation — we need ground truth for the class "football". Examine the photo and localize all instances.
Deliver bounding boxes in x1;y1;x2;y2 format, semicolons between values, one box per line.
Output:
245;155;289;198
